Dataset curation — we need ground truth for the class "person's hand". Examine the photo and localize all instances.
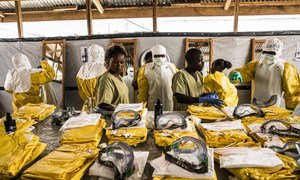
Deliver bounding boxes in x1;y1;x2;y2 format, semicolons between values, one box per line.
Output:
230;72;243;83
199;92;224;107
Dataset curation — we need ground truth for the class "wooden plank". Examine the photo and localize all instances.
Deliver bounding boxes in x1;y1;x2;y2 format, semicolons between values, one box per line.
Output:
153;0;157;32
86;0;93;36
3;5;300;22
0;11;5;18
15;1;23;38
93;0;104;14
234;0;239;32
224;0;232;10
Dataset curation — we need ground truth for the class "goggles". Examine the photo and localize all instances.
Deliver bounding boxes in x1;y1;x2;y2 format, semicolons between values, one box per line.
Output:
52;107;80;126
112;110;141;130
269;142;300;162
99;142;135;180
164;136;208;174
252;95;277;108
260;120;300;138
155;112;187;130
233;104;265;119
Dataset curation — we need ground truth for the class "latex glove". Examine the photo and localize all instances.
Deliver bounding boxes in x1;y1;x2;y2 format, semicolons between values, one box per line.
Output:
199;92;224;107
230;72;243;83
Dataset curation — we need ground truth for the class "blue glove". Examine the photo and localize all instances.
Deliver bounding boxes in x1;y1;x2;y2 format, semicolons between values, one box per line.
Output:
230;72;243;83
199;92;224;107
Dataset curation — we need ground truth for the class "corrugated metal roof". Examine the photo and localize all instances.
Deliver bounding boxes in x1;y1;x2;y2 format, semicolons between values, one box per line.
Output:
0;0;297;11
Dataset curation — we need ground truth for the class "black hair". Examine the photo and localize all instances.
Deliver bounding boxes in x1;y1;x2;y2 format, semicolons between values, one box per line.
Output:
105;45;127;66
212;59;232;72
144;51;152;63
185;48;202;64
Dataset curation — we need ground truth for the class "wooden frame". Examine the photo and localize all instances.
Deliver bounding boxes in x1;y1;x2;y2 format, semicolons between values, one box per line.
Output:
111;39;138;102
185;38;213;75
251;38;266;101
42;39;67;109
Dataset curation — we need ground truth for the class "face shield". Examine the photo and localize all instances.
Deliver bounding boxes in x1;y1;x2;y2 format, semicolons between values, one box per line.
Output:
12;53;32;69
99;142;135;179
151;45;168;66
233;104;265;119
252;95;277;108
155;112;187;130
164;136;208;174
260;120;300;138
260;38;283;63
88;44;105;65
111;110;141;130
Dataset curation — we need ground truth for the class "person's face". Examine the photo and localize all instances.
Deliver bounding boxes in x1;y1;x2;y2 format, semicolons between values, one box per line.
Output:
108;54;126;74
190;53;204;72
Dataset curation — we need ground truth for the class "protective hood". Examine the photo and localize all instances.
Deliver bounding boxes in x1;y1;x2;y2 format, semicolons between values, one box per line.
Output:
151;45;168;66
88;44;105;65
261;38;283;64
12;53;32;69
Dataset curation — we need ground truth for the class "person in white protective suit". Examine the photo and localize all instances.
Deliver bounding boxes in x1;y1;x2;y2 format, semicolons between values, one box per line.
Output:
229;38;300;109
4;53;55;111
123;66;135;103
76;44;107;111
137;45;177;111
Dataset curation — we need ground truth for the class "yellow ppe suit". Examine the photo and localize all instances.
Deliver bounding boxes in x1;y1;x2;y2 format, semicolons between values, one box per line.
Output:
22;144;99;180
0;116;36;136
172;69;203;111
229;60;300;110
187;105;227;121
204;71;238;107
4;60;55;111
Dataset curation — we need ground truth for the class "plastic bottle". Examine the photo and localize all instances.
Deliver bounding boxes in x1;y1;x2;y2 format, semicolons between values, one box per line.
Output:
154;99;163;128
4;113;16;134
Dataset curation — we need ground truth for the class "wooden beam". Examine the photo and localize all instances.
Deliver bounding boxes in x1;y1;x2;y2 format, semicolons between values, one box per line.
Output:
153;0;157;32
53;5;77;11
15;1;23;38
0;11;5;18
234;0;239;32
93;0;104;14
86;0;93;36
2;5;300;22
224;0;232;10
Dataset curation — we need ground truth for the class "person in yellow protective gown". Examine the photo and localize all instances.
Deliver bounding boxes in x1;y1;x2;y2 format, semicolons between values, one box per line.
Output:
204;59;238;107
172;48;223;111
229;38;300;110
4;53;55;111
76;44;107;111
96;45;129;111
137;45;177;111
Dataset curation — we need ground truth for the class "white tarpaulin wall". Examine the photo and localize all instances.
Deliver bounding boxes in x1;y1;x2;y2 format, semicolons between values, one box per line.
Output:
1;35;300;114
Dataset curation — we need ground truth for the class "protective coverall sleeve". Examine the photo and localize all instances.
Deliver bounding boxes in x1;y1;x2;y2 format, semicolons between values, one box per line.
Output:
31;60;55;84
76;78;88;101
172;72;187;95
283;62;300;110
96;76;114;105
229;61;259;83
137;65;149;103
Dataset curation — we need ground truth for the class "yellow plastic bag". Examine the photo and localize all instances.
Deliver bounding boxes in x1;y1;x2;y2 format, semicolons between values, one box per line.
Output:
12;103;56;121
105;127;147;146
187;105;227;121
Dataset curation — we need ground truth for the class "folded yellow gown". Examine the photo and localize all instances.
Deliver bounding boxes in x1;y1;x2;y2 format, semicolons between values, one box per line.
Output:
154;120;199;147
262;106;293;120
22;144;99;180
60;119;106;147
0;116;36;136
12;103;56;121
0;132;46;179
187;105;227;121
197;120;259;148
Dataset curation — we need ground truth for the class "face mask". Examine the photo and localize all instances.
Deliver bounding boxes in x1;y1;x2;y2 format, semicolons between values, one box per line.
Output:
153;57;166;66
264;54;277;63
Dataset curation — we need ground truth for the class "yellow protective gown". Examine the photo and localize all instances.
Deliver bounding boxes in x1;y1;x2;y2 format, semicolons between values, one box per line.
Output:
96;71;129;107
12;102;56;121
6;60;55;111
229;60;300;110
204;71;238;107
172;69;203;111
0;132;46;179
187;105;227;121
22;144;99;180
154;120;199;147
77;77;100;111
60;119;106;147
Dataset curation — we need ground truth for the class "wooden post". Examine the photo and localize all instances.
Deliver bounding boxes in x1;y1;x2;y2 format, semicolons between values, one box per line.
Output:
86;0;93;36
233;0;239;32
153;0;157;32
15;1;23;38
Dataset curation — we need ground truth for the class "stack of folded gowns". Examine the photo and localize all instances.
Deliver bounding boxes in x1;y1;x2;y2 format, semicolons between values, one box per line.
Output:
197;120;259;148
12;102;56;121
105;103;148;146
262;106;293;120
214;147;297;179
187;105;227;121
22;144;99;179
154;118;199;147
59;112;106;147
0;116;36;136
0;132;46;179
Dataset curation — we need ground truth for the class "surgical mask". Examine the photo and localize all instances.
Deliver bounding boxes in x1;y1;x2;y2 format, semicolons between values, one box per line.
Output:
155;112;187;130
151;45;168;66
111;110;141;130
264;54;277;63
153;56;166;66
